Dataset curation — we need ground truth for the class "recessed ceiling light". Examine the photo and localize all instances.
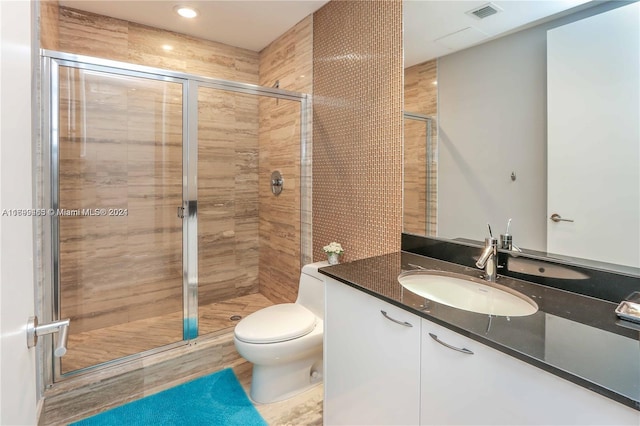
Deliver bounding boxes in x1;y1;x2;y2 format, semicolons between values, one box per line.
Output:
162;44;174;51
174;6;198;19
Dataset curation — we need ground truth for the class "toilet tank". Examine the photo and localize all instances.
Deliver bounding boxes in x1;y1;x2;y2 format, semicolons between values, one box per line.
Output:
296;261;329;319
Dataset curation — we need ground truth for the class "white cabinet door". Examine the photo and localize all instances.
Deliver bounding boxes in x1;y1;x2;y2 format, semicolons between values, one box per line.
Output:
324;278;421;425
420;319;639;425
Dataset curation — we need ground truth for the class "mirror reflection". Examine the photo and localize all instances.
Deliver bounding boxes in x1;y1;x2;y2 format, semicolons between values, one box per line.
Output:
402;0;640;274
403;113;435;236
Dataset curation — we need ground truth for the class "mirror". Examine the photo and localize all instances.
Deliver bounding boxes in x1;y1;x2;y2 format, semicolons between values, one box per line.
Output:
402;0;640;275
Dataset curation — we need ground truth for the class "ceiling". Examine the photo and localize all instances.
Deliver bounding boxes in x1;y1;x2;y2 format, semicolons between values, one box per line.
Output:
59;0;594;66
403;0;592;67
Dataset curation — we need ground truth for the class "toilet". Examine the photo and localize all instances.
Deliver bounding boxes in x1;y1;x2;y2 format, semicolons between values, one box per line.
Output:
233;261;327;404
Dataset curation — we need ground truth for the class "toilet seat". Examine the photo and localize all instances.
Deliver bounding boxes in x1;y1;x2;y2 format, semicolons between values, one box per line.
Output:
234;303;317;344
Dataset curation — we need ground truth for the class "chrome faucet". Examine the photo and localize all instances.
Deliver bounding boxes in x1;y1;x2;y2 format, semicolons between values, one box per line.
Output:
476;237;498;282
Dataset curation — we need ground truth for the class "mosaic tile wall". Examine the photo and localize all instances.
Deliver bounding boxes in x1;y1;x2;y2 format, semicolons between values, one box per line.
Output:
312;0;403;262
404;59;438;236
258;16;314;304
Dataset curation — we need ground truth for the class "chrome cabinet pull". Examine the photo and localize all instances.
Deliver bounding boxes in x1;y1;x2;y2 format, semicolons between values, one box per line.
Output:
380;310;413;327
429;333;474;355
550;213;574;223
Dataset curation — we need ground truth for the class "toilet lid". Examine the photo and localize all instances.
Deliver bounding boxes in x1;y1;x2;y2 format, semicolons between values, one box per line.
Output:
234;303;317;344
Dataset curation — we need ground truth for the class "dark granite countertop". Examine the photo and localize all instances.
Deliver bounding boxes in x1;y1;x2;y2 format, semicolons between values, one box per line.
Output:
319;251;640;411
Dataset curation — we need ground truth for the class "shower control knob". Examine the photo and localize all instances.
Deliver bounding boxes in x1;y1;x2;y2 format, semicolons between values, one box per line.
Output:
271;171;284;196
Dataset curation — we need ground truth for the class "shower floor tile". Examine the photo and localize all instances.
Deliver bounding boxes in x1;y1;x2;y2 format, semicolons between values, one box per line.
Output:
62;293;273;374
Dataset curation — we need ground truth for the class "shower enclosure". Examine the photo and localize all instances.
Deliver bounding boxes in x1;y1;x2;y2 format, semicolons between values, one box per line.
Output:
41;50;310;380
403;112;436;236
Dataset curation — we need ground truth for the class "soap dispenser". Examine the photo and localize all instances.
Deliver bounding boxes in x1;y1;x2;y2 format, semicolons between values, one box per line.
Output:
500;219;521;252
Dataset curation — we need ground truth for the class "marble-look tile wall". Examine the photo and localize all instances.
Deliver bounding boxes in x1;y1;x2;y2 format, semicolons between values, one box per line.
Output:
197;88;260;306
312;0;403;262
405;60;438;115
403;117;429;235
58;68;185;334
39;0;59;50
56;7;259;83
258;16;313;304
48;6;263;332
404;60;438;236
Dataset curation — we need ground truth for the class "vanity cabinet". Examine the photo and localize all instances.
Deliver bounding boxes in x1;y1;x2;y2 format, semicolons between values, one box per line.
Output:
324;278;421;425
325;277;639;425
420;319;637;425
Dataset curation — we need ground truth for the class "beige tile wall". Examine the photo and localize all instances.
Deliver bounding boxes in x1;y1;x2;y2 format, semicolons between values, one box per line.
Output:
43;5;313;331
405;60;438;116
56;7;259;83
403;117;429;235
258;16;313;304
58;68;184;336
48;7;263;334
197;88;261;308
312;0;403;262
39;0;59;50
404;60;438;236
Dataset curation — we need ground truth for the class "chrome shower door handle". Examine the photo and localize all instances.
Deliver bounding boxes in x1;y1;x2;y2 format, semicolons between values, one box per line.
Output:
27;316;71;357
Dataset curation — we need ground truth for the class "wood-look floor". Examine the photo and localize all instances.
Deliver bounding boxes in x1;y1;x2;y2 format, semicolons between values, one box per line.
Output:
51;296;323;426
62;293;273;373
234;361;323;426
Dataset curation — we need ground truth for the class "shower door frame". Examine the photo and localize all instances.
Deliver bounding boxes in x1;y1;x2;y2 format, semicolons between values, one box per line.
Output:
41;50;311;384
403;112;434;236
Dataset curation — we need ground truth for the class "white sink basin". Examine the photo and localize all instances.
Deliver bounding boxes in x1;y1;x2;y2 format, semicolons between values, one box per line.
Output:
398;270;538;317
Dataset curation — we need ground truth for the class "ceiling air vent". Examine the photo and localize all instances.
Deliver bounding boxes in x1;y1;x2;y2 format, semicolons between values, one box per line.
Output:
467;3;501;20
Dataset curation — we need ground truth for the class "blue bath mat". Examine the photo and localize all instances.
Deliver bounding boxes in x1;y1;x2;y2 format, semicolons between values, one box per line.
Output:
71;368;267;426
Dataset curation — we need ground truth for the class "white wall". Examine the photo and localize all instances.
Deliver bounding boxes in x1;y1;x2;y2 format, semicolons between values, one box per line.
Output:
0;1;37;424
436;2;627;251
546;1;640;267
438;23;547;249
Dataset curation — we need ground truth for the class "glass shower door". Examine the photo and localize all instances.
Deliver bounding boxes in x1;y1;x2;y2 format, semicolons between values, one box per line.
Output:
55;65;186;374
403;113;435;236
